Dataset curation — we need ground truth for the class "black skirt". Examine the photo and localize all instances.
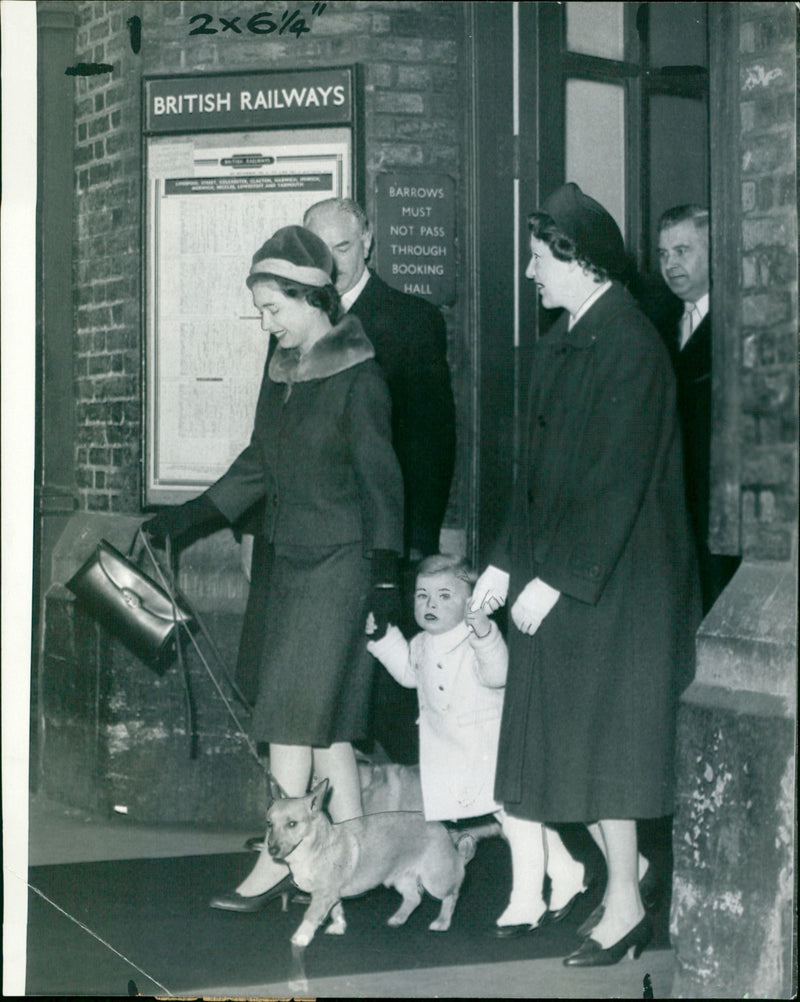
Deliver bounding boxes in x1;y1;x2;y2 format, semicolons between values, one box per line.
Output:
249;541;374;747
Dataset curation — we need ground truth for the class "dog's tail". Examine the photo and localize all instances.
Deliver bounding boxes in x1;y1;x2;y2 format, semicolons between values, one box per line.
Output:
454;832;477;865
446;820;502;850
461;821;502;843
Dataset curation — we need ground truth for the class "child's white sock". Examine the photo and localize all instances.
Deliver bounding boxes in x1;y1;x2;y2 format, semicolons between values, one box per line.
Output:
495;810;548;927
544;826;586;911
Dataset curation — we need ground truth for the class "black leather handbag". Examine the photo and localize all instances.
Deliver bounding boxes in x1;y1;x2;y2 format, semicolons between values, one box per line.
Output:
66;536;193;668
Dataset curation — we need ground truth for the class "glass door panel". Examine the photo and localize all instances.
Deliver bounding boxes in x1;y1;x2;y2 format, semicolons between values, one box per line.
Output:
565;78;627;237
566;2;626;60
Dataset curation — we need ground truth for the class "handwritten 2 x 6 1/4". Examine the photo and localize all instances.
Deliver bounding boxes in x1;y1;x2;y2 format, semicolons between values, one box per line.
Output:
188;5;327;38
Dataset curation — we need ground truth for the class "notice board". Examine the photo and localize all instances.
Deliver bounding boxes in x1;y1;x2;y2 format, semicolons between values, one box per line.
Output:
374;172;456;307
143;69;357;504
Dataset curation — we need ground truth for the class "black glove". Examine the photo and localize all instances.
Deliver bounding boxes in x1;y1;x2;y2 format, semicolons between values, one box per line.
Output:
368;549;402;637
142;493;223;546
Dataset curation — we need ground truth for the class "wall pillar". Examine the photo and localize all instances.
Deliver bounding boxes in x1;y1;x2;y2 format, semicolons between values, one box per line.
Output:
671;562;797;997
671;4;797;997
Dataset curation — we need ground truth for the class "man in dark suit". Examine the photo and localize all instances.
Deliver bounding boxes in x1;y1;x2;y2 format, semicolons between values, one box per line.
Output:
658;205;740;614
300;198;456;764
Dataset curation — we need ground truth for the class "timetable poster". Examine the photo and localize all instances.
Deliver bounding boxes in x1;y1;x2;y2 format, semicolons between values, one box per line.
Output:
145;128;351;503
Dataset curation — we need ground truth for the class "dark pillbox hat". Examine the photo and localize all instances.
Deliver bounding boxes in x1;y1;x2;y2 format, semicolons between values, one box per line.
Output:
247;225;334;288
542;182;626;277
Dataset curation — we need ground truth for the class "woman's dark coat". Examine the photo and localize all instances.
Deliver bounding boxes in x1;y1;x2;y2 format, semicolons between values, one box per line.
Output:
208;314;404;746
493;283;701;822
209;314;402;554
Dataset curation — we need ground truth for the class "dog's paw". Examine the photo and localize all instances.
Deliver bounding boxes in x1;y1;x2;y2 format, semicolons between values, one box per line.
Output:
386;914;406;927
288;976;309;993
428;917;451;932
325;920;347;936
291;930;313;947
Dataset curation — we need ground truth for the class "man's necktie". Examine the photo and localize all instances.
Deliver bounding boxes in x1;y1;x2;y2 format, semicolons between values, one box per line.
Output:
680;303;696;350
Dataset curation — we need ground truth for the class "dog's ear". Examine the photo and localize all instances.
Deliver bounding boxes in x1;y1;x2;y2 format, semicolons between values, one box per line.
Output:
308;777;329;813
268;775;289;804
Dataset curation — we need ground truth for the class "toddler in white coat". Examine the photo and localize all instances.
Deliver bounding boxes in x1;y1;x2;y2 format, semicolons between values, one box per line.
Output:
367;553;587;933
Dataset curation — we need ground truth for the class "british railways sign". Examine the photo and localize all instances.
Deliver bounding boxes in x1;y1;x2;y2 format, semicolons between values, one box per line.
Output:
144;68;353;133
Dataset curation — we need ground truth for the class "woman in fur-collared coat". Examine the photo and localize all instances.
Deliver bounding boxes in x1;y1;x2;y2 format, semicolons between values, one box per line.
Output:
144;226;404;910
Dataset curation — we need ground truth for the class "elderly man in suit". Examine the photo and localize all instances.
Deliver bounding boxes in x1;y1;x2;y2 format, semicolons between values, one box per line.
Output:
657;205;740;614
303;197;457;764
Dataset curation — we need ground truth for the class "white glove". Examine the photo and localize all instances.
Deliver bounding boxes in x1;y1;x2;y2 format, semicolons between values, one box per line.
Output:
470;565;510;612
511;577;561;635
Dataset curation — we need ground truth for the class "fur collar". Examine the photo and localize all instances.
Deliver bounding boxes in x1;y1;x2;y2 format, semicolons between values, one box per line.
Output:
268;313;375;384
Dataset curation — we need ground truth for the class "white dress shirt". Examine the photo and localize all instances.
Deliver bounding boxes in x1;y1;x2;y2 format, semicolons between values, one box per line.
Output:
568;280;612;330
339;267;370;313
680;292;709;350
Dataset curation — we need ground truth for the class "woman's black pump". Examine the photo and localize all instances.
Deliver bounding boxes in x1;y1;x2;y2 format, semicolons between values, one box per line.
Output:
209;873;295;913
563;913;653;967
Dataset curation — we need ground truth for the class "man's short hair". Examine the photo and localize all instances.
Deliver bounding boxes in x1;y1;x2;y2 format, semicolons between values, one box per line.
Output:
303;197;370;234
657;204;709;234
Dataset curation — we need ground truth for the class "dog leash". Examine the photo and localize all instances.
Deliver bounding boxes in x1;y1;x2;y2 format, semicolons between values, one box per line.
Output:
138;529;268;774
167;535;199;761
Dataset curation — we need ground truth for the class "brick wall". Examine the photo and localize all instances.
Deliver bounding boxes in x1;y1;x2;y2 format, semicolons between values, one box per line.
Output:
737;1;798;562
73;0;144;514
71;0;467;523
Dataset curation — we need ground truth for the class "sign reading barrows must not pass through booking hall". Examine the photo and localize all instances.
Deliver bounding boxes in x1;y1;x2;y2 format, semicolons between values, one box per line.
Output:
375;173;456;307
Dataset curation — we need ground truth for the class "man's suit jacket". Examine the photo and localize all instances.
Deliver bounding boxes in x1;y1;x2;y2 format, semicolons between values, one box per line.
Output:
672;313;740;613
350;271;456;557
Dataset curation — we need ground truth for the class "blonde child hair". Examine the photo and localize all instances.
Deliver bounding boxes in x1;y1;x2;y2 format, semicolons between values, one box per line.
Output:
415;553;478;586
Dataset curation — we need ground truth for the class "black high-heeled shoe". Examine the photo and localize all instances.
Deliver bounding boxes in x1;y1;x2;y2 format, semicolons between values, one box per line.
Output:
563;913;653;967
639;860;668;911
576;861;667;936
490;915;550;938
546;869;600;924
491;867;599;938
576;902;603;937
547;861;604;928
489;904;552;938
209;873;295;913
490;920;542;938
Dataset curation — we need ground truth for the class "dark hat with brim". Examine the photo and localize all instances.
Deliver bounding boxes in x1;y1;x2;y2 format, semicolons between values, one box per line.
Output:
541;182;626;276
247;225;334;288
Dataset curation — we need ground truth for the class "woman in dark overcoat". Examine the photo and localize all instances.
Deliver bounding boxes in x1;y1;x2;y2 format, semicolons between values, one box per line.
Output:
472;184;700;966
145;225;404;909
